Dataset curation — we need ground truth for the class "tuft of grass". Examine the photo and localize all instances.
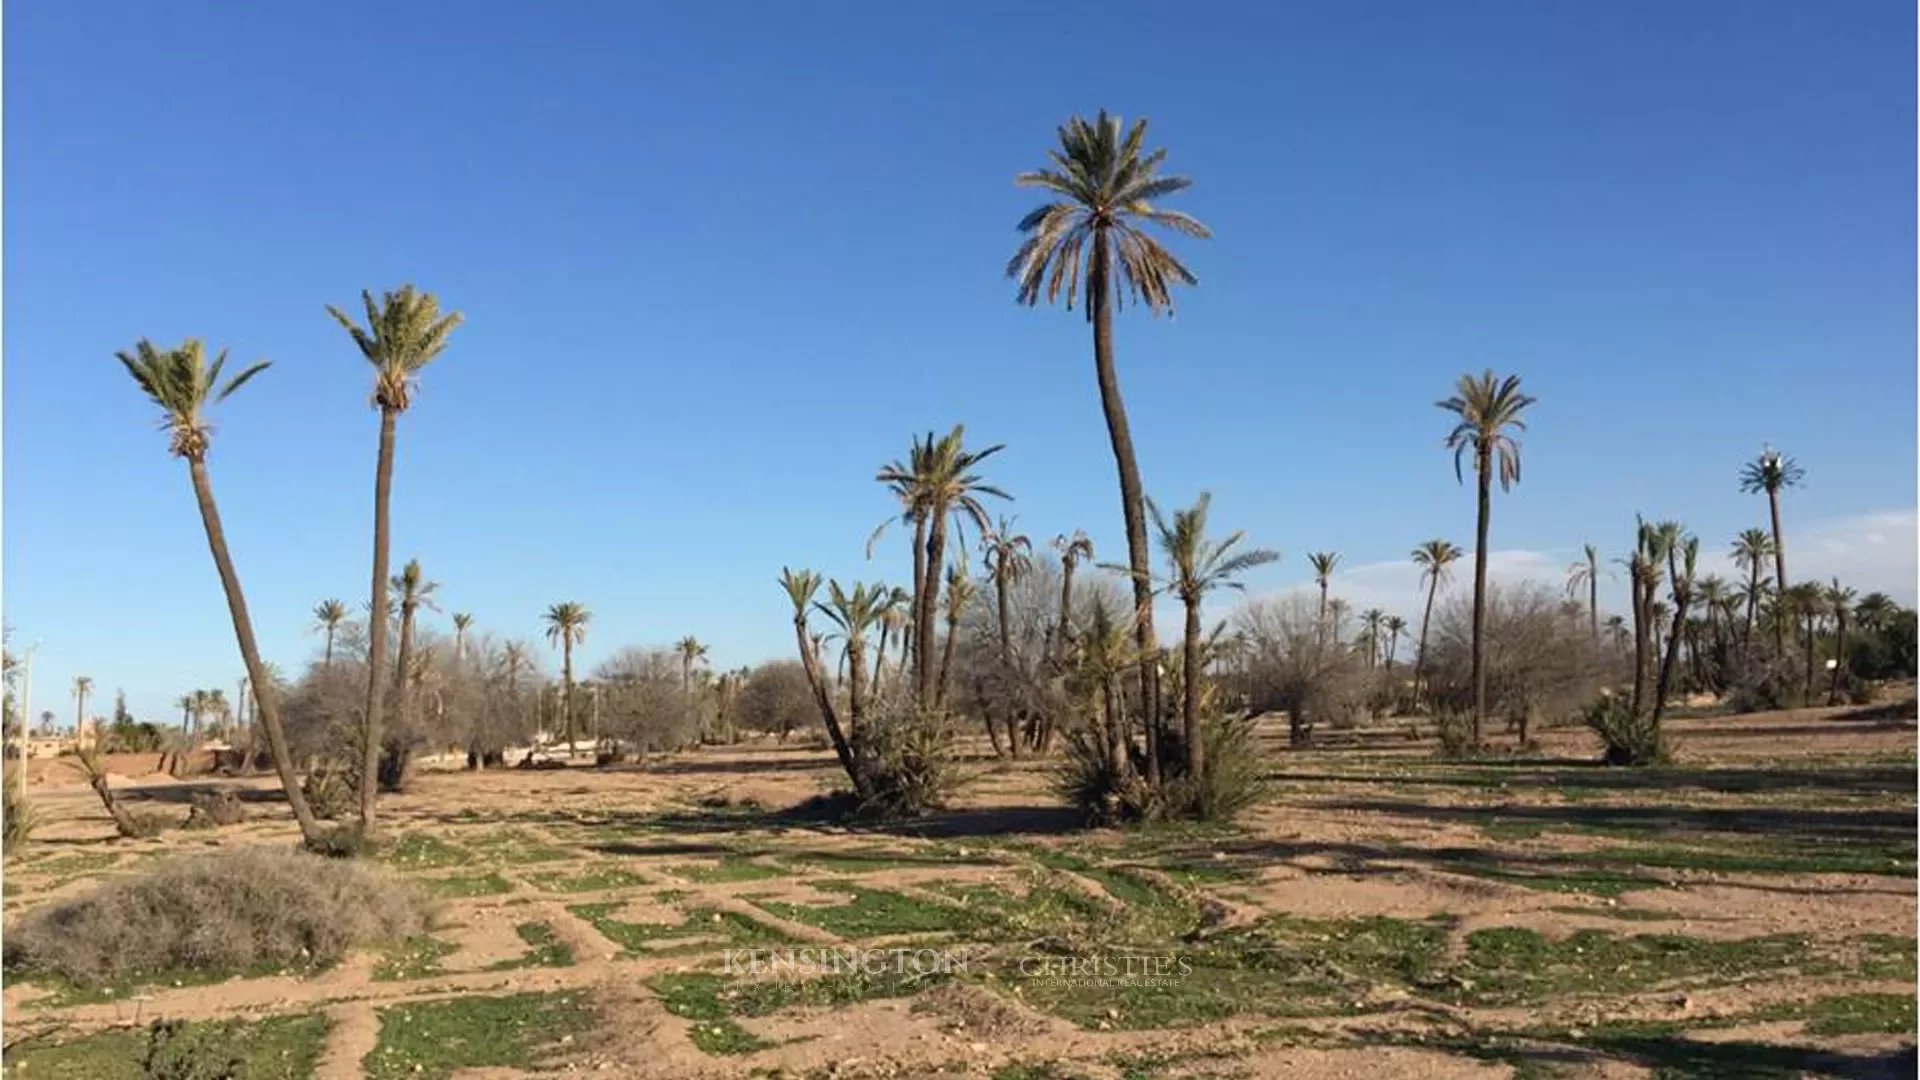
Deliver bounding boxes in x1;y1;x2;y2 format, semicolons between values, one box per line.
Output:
3;1013;329;1079
527;865;649;893
752;885;979;939
649;973;775;1054
363;990;597;1079
420;871;513;898
487;921;575;971
373;934;458;981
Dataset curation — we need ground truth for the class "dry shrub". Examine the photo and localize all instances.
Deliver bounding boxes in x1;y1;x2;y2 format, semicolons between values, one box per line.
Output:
300;759;357;820
4;776;36;852
182;789;247;830
1582;694;1670;767
3;847;429;986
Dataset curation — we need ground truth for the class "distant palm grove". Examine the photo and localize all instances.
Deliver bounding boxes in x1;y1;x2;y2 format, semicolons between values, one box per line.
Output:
11;111;1912;847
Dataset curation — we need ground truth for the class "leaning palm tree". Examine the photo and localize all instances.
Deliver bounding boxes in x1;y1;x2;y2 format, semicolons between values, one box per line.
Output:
1307;552;1340;650
1565;544;1602;642
1145;493;1278;781
1010;111;1209;757
1652;534;1698;724
982;517;1034;671
542;603;590;757
1411;539;1464;701
312;599;350;669
327;285;463;828
1739;446;1804;655
779;569;861;794
114;339;323;844
1438;370;1536;746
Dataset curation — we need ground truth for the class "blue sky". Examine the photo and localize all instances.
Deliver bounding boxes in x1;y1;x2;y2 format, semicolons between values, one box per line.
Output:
6;2;1914;723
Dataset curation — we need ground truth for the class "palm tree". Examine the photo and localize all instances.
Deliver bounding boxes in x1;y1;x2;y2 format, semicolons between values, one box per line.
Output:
1824;579;1857;704
876;427;1008;705
71;676;92;744
1147;493;1278;780
1383;615;1407;673
1695;576;1733;687
1565;544;1602;642
1010;111;1209;767
175;693;195;733
327;285;463;828
542;603;590;757
870;442;932;679
1783;582;1826;701
115;339;323;844
1739;446;1804;655
676;635;709;739
937;565;977;711
982;518;1034;671
870;587;911;695
451;612;473;665
1855;592;1897;635
780;568;861;793
1050;531;1095;661
1438;370;1536;746
1358;609;1386;669
1652;534;1697;724
815;583;889;751
1411;539;1464;701
312;599;349;669
1307;552;1340;649
391;560;440;742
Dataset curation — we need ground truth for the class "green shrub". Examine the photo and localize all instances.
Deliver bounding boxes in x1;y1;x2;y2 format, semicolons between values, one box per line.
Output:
856;707;960;819
1056;714;1265;826
3;847;429;986
140;1019;245;1080
301;760;357;820
1162;713;1267;823
1582;694;1669;767
4;778;36;853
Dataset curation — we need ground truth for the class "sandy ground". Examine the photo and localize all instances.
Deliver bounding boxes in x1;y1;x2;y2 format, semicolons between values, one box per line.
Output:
3;700;1915;1078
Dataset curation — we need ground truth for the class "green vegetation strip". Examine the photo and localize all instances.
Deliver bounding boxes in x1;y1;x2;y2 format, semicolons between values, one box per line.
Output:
5;1014;328;1079
363;990;597;1079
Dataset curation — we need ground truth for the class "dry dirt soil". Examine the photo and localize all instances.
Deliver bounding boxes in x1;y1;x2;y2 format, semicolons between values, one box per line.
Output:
3;701;1915;1079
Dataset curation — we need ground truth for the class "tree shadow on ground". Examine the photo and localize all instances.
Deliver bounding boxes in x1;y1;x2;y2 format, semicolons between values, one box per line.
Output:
1321;797;1915;843
1267;762;1915;798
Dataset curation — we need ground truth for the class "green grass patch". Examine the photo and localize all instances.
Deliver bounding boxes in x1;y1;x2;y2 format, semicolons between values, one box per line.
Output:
782;847;1001;874
1787;992;1917;1035
380;832;473;870
487;921;575;970
4;1013;328;1079
373;934;459;981
753;885;978;939
20;851;121;878
363;990;597;1079
1546;904;1682;922
649;972;775;1054
19;957;319;1009
669;853;783;883
1451;927;1811;1006
569;901;789;954
420;871;514;898
527;864;649;892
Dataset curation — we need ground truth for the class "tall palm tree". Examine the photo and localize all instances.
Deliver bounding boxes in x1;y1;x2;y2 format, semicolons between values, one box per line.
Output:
1050;531;1095;661
1010;111;1209;765
1695;576;1733;686
312;599;349;669
115;339;323;844
71;676;92;743
451;612;473;665
982;518;1034;671
1438;370;1536;746
1147;493;1278;780
1358;609;1386;669
1565;544;1602;642
876;427;1008;704
1652;534;1697;724
937;565;977;711
542;603;590;757
1307;552;1340;650
1411;539;1463;700
327;285;463;828
676;635;709;739
1739;446;1804;656
1823;579;1857;704
391;560;440;742
815;583;889;752
870;441;932;679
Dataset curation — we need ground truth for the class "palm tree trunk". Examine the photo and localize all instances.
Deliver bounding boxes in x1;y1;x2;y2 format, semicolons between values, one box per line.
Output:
1743;565;1760;666
1316;582;1329;652
1652;593;1690;724
937;612;961;711
907;515;927;686
360;407;397;829
1802;613;1817;701
188;458;323;845
791;618;864;796
1054;560;1077;664
1589;572;1599;643
1828;613;1848;705
1470;447;1492;746
324;626;336;669
563;640;576;757
1630;567;1649;716
1088;227;1160;789
919;514;948;706
1769;489;1788;657
1414;577;1439;703
871;624;890;697
1182;597;1204;780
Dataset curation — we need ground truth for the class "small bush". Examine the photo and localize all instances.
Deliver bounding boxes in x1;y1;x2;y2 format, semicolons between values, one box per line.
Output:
1162;714;1268;823
1435;711;1478;760
3;847;430;986
856;707;961;820
4;777;35;853
1054;728;1157;826
182;789;247;830
301;760;357;820
141;1019;245;1080
1725;659;1803;714
1582;694;1669;767
120;809;172;839
1056;714;1266;826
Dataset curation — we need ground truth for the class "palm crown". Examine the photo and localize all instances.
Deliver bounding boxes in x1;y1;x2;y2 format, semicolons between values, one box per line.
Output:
874;426;1010;549
1439;371;1535;489
982;517;1034;586
116;338;271;459
542;602;591;649
326;285;464;412
1008;111;1209;317
1738;446;1804;495
1308;552;1340;586
392;560;441;613
1147;493;1279;605
1412;540;1464;587
312;599;350;632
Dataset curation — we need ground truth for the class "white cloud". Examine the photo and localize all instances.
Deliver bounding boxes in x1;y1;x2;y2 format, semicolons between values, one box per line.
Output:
1234;508;1917;624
